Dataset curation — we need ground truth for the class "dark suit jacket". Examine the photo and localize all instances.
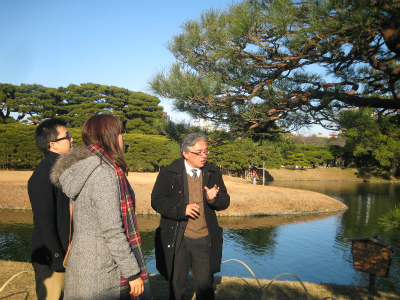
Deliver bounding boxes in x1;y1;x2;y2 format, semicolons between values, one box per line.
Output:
28;151;70;271
151;157;230;280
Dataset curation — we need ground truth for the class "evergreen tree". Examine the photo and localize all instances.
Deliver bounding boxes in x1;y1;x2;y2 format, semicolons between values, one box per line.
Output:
59;83;164;133
123;133;180;171
340;108;400;176
149;0;400;133
0;83;18;123
0;123;40;169
0;83;164;134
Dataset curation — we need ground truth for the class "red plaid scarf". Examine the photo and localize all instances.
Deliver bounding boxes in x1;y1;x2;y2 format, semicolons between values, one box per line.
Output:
88;144;151;300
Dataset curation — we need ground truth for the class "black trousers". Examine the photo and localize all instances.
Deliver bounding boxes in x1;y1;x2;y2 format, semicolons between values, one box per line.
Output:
169;235;214;300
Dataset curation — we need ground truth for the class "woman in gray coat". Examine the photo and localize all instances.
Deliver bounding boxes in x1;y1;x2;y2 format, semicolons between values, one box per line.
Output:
51;114;150;300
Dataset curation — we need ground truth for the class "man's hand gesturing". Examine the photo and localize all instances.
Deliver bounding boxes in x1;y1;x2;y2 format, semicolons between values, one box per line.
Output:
185;203;200;219
204;184;220;201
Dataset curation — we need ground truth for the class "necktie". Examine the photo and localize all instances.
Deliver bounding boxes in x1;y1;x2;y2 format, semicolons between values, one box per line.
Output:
192;169;198;178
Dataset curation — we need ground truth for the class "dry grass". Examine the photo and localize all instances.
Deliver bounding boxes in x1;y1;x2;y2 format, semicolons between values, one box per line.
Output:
214;276;400;300
0;170;347;215
1;260;399;300
0;171;32;209
0;260;35;300
266;167;400;182
220;182;347;216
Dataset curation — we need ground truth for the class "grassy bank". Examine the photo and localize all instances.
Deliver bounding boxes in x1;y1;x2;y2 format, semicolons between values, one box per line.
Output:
0;170;348;215
1;260;399;300
266;167;400;182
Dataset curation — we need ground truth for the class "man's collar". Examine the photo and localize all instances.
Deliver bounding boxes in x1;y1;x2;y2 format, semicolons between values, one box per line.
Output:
184;160;201;175
44;150;60;159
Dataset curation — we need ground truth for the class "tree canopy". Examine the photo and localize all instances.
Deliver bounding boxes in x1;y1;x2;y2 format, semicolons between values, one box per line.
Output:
340;107;400;176
149;0;400;133
0;83;164;134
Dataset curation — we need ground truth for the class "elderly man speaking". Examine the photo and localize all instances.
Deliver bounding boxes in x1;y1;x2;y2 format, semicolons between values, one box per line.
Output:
151;133;230;300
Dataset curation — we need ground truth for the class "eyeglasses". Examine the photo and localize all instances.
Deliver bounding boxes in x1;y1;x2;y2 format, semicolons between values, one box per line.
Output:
189;149;210;156
52;132;72;142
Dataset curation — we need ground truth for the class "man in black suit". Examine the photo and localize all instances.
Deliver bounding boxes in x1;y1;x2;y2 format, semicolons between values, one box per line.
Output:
28;118;73;300
151;133;230;300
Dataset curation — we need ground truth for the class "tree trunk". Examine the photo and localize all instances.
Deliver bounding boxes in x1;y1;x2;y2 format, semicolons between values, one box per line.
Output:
391;154;398;177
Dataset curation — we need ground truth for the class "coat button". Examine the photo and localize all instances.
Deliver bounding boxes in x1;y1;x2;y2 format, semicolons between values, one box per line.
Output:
55;253;60;258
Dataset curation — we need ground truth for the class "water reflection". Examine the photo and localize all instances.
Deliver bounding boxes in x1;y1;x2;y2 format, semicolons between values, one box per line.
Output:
264;181;400;292
218;212;343;229
225;226;278;255
0;210;33;261
221;213;353;285
1;181;399;292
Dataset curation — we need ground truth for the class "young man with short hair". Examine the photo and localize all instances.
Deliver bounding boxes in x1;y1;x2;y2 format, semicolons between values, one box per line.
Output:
28;118;73;300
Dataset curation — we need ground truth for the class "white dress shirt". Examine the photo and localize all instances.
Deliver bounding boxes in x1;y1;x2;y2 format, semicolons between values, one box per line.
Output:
184;160;201;178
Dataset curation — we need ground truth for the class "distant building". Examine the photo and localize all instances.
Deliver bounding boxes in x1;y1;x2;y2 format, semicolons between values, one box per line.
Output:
193;118;226;131
317;131;338;138
329;132;338;137
162;112;170;122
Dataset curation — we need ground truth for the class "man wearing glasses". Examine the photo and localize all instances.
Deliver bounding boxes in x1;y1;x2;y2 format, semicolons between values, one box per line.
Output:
152;133;230;300
28;118;73;300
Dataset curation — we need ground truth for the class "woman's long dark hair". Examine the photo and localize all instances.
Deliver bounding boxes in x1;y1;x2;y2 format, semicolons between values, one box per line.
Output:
82;114;128;173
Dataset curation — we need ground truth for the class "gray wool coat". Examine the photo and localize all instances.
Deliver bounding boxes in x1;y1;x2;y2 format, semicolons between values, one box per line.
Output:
51;147;140;300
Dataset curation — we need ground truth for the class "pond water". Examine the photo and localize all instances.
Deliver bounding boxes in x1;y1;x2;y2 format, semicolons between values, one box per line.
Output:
1;181;399;292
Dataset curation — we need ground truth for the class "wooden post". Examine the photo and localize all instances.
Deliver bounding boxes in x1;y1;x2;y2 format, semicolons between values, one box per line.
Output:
344;236;400;300
263;160;265;185
368;273;376;300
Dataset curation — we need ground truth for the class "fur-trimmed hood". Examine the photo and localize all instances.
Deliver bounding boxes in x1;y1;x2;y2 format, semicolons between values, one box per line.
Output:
51;146;102;200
